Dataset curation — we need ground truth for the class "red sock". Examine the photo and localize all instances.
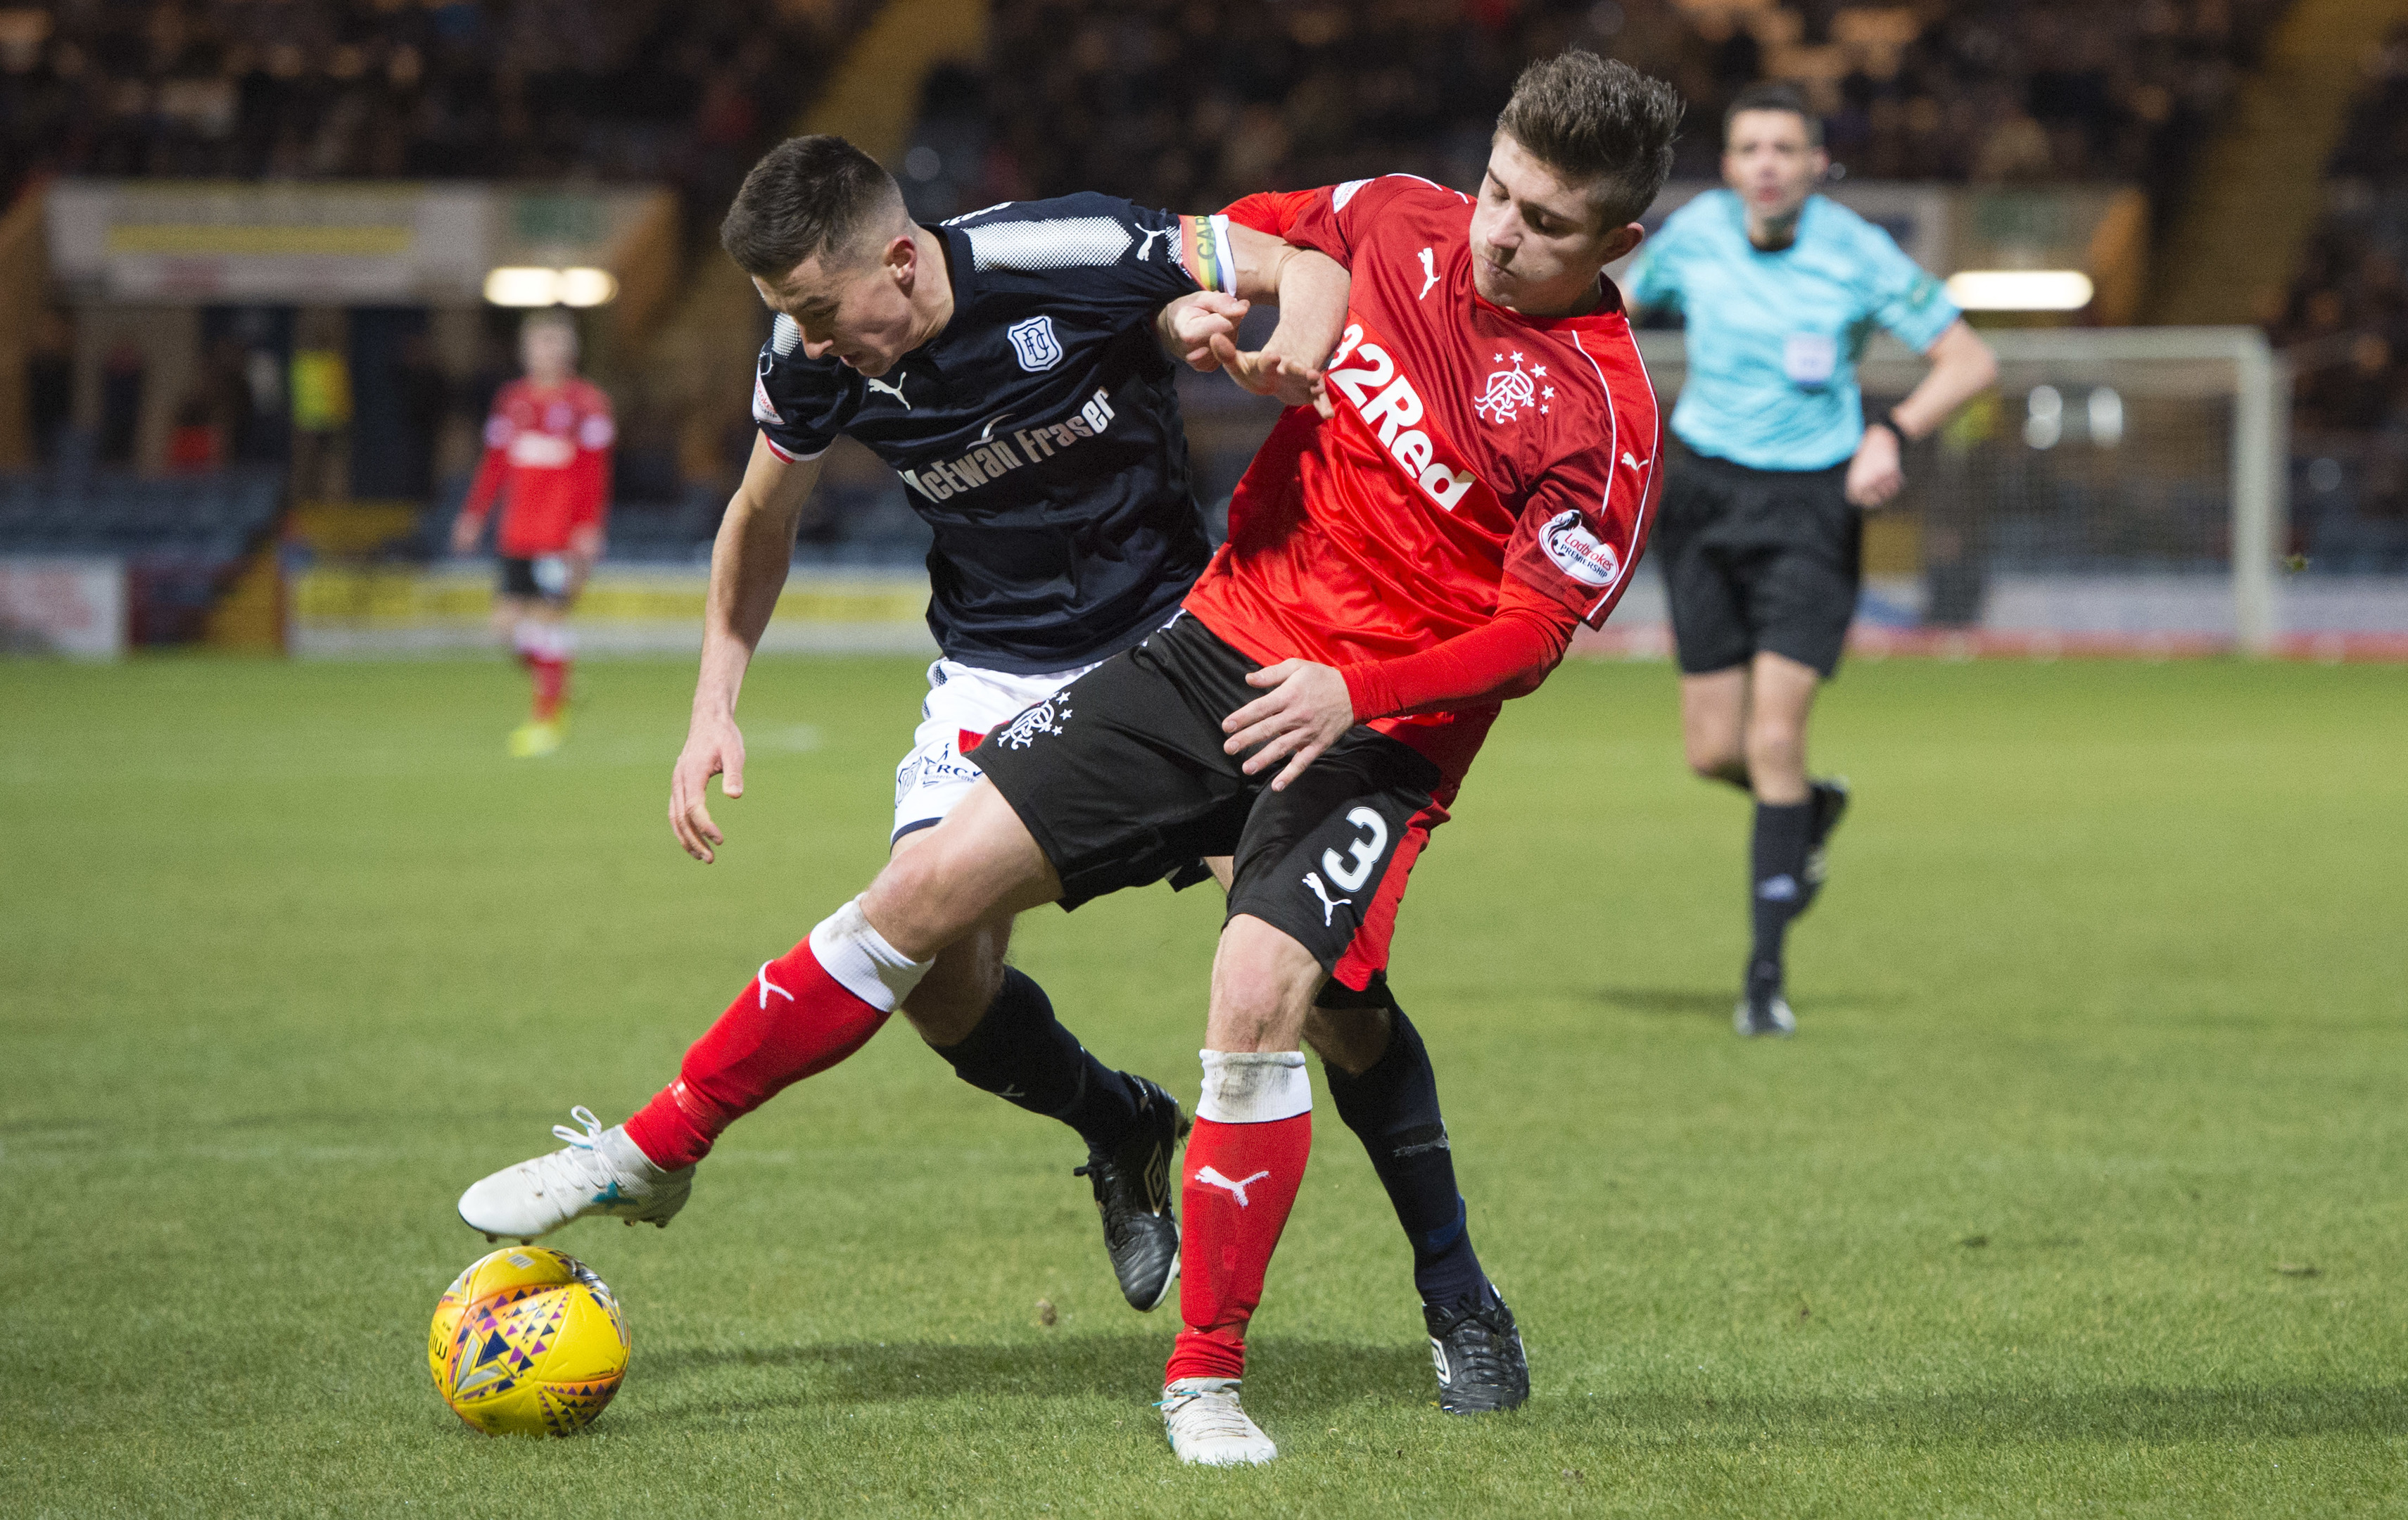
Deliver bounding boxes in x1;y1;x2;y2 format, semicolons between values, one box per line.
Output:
623;939;891;1169
530;656;567;722
1165;1051;1313;1384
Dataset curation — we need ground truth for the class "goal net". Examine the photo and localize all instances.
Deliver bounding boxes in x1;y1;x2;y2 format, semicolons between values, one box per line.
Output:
1614;327;2402;660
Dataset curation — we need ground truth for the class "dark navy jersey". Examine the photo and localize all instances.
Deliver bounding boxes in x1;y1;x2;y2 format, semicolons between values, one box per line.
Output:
752;194;1241;673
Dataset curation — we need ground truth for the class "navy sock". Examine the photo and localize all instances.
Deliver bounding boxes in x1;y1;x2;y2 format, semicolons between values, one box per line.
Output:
929;967;1140;1153
1751;799;1815;971
1323;999;1492;1313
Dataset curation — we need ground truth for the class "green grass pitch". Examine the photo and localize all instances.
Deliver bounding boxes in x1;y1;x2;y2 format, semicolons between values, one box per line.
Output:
3;652;2404;1516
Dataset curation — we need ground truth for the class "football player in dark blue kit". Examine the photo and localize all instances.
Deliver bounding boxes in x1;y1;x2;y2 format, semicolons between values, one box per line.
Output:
460;134;1526;1413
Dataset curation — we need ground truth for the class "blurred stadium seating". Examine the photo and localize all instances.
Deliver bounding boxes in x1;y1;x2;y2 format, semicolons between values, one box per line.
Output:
894;0;2287;220
2269;21;2408;574
0;1;877;208
6;0;2408;655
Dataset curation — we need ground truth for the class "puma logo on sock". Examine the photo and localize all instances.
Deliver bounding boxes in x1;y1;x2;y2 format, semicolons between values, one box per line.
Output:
1194;1166;1272;1208
756;961;794;1009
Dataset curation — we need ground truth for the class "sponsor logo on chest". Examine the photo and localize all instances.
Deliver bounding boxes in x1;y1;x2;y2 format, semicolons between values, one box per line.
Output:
897;388;1120;504
1324;320;1486;513
507;431;576;469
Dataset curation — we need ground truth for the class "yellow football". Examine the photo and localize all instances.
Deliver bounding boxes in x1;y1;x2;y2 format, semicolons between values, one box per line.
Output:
429;1246;629;1437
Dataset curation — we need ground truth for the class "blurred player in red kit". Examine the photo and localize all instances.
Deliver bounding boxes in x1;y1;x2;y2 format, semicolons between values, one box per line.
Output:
450;311;616;757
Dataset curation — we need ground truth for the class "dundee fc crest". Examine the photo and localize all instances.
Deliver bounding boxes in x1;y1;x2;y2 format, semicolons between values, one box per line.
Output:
1008;315;1065;373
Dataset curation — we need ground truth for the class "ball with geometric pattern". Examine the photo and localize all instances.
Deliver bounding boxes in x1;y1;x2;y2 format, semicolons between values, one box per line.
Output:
428;1245;630;1437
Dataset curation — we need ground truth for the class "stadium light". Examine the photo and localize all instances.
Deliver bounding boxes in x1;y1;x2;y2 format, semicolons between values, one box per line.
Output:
1944;270;2095;312
484;267;559;307
557;267;619;308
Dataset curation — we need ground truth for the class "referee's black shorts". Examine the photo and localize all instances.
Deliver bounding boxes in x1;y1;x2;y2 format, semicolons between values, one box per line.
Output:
971;613;1443;977
1652;437;1863;679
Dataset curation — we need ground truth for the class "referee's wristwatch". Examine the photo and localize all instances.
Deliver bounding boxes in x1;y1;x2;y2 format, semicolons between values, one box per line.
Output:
1874;405;1913;443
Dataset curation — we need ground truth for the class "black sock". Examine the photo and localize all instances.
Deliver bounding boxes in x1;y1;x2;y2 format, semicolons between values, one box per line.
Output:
928;967;1140;1153
1750;799;1815;971
1323;1001;1492;1313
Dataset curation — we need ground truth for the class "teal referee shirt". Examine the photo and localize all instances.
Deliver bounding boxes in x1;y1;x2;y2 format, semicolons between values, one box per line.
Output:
1626;190;1958;473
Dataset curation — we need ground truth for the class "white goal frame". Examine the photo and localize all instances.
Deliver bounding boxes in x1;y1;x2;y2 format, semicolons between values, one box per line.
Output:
1633;327;2290;654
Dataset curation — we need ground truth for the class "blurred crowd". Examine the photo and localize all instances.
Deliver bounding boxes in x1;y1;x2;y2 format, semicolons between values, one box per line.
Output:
895;0;2287;221
0;0;875;212
2275;25;2408;436
2266;23;2408;562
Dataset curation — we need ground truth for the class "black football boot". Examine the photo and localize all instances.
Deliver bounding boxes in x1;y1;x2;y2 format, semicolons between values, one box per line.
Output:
1072;1075;1190;1310
1426;1293;1530;1414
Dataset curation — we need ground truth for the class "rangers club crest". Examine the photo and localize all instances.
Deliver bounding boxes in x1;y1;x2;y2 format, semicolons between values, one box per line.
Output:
993;695;1070;749
1474;353;1538;423
1007;315;1064;373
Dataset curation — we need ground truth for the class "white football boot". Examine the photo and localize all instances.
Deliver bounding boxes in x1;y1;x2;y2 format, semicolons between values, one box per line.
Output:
457;1106;694;1242
1160;1378;1278;1466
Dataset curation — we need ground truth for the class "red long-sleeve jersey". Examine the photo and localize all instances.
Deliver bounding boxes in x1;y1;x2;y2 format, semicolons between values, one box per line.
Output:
461;378;616;557
1197;176;1663;784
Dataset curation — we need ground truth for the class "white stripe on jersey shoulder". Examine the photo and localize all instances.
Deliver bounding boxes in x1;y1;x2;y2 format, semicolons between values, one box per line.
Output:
1568;328;1654;623
1334;173;1469;210
942;201;1018;224
965;216;1137;272
771;314;804;355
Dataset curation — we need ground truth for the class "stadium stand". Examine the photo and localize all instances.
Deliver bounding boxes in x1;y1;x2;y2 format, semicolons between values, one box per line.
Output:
2269;20;2408;571
4;0;2368;645
0;1;880;210
0;463;283;642
894;0;2290;222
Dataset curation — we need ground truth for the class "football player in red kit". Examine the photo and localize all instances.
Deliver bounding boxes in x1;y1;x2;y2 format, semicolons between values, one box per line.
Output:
458;51;1680;1464
451;311;616;758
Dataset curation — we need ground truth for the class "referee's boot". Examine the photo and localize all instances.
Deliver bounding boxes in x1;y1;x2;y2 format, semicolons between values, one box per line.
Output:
1735;957;1797;1038
1797;776;1851;917
1426;1292;1530;1414
1075;1076;1190;1311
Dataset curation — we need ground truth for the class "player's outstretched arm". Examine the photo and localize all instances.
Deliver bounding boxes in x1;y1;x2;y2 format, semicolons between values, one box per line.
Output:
1206;227;1350;412
671;434;822;863
1849;319;1997;507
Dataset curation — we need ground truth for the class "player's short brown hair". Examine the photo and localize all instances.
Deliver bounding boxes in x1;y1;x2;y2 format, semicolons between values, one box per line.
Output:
1724;82;1824;147
720;134;908;284
1495;51;1683;231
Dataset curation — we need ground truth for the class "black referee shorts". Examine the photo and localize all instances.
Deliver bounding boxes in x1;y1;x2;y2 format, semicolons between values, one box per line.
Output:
1654;438;1862;679
972;614;1443;975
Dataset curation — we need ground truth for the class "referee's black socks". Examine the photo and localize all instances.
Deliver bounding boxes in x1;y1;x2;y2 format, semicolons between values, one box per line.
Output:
1322;996;1495;1315
931;965;1141;1152
1750;798;1816;975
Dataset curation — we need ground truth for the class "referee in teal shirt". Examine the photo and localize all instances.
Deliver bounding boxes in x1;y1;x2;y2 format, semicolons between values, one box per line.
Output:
1626;83;1996;1037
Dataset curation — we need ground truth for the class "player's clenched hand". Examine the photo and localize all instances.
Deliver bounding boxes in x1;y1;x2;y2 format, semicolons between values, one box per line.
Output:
1222;659;1354;792
1846;424;1906;508
1208;333;1326;412
1159;292;1250;372
669;711;746;863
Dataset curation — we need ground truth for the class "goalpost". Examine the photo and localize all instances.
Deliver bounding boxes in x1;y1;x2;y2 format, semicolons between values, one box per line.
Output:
1626;327;2368;657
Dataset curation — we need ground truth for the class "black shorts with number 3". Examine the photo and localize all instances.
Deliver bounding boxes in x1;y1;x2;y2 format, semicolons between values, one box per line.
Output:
971;613;1442;975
